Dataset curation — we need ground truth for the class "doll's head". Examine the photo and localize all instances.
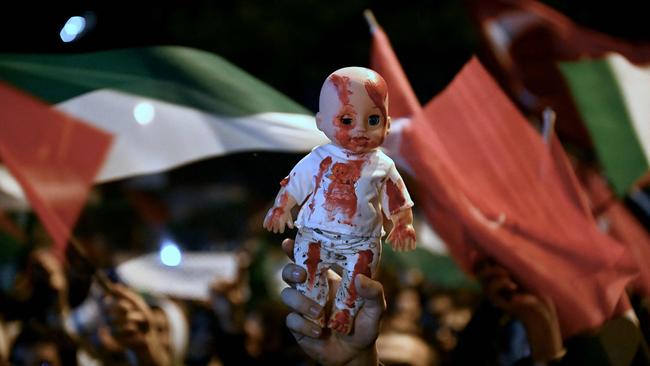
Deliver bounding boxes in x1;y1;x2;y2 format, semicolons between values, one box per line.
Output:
316;67;390;154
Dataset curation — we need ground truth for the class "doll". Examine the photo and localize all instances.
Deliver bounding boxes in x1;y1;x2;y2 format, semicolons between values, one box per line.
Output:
263;67;416;334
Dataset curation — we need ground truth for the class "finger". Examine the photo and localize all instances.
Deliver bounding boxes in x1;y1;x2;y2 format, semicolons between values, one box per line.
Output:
406;238;416;251
280;288;323;320
286;312;322;338
281;239;295;261
282;264;306;285
355;274;386;314
287;219;294;229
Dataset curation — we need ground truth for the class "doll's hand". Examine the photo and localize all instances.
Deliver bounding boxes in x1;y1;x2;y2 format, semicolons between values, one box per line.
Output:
263;206;294;233
387;223;416;252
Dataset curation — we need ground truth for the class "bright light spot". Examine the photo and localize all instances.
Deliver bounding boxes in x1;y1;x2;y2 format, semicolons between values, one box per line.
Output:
60;16;86;43
133;102;155;125
160;242;182;267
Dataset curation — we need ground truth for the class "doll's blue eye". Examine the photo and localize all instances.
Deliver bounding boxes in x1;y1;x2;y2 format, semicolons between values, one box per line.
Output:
368;115;380;126
341;117;353;125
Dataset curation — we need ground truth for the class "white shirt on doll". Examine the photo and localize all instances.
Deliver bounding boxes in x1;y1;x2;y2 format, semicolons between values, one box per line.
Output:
283;143;413;238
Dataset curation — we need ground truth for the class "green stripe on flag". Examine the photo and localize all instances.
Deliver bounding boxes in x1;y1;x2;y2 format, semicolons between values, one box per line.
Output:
0;46;310;117
559;58;649;196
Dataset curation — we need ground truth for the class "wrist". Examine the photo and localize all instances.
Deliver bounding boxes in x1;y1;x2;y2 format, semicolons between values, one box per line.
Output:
343;344;378;366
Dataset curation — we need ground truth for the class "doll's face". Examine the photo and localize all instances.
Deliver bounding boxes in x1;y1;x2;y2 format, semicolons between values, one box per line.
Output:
316;67;390;154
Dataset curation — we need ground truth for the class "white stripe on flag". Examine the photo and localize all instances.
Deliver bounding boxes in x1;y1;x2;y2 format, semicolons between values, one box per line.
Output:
607;54;650;164
55;89;329;182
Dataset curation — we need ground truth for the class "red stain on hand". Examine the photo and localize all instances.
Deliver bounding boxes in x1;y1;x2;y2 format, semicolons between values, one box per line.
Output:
268;191;289;226
386;178;406;215
364;77;388;123
308;156;333;217
279;177;289;187
324;160;365;224
389;219;416;246
306;242;321;289
345;249;374;307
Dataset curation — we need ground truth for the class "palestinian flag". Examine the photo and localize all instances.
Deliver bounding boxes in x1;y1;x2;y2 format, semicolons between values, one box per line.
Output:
559;54;650;196
0;46;327;183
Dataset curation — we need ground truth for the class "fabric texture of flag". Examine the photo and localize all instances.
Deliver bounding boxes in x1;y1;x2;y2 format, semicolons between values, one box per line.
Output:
0;46;327;183
365;13;420;172
466;0;650;161
402;57;638;338
0;83;113;256
559;54;650;196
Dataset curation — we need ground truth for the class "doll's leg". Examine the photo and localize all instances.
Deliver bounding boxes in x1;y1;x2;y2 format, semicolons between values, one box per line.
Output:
329;243;380;334
294;235;328;327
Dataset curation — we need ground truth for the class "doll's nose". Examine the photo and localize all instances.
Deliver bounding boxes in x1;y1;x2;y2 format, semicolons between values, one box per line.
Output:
353;119;368;132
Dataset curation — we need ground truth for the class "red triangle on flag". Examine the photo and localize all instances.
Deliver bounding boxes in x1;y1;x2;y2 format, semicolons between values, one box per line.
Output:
0;82;113;257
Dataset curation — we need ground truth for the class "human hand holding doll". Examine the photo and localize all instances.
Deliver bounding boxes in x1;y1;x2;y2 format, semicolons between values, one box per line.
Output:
264;67;415;335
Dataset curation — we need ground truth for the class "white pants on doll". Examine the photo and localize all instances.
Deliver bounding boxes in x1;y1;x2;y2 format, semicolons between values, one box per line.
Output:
294;227;381;326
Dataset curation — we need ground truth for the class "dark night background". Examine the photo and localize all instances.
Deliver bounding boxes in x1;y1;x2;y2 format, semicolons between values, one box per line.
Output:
2;1;650;114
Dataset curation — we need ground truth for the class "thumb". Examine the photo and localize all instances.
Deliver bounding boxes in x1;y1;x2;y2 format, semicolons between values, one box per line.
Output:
355;274;386;314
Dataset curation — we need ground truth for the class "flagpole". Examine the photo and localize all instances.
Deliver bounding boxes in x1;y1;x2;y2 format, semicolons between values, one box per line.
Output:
542;107;556;144
363;9;379;34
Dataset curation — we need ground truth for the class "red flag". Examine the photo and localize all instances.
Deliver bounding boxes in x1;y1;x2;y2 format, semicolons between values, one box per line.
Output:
366;10;421;119
0;82;113;257
576;165;650;297
403;58;638;338
466;0;650;151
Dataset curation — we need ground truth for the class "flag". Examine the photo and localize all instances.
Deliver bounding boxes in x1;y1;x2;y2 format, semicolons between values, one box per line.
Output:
0;83;113;256
466;0;650;170
575;164;650;297
366;10;420;120
559;54;650;196
366;10;475;287
0;46;327;183
402;57;638;338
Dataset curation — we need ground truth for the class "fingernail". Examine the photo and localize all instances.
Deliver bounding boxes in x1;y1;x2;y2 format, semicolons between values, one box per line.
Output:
309;306;321;317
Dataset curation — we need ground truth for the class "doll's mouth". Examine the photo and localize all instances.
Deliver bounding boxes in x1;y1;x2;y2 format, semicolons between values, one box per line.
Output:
350;136;370;145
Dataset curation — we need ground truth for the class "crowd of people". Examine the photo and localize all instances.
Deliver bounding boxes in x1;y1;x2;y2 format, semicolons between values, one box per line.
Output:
0;215;648;366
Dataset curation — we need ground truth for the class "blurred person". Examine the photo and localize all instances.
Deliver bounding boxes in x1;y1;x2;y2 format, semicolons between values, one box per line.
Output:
100;283;174;365
453;259;650;365
376;332;437;366
9;322;77;366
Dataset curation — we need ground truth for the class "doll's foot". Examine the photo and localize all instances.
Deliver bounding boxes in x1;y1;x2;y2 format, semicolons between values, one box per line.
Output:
328;309;352;334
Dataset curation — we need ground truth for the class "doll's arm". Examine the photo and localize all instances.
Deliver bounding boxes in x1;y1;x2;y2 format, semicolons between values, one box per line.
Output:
263;188;298;234
386;208;416;252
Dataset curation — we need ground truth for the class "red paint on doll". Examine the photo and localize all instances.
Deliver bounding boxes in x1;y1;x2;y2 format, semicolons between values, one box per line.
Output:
280;177;289;187
330;308;351;331
329;74;352;106
390;218;416;244
324;160;365;223
386;178;406;215
364;77;388;123
345;249;374;307
308;156;333;217
268;191;289;227
306;241;321;289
